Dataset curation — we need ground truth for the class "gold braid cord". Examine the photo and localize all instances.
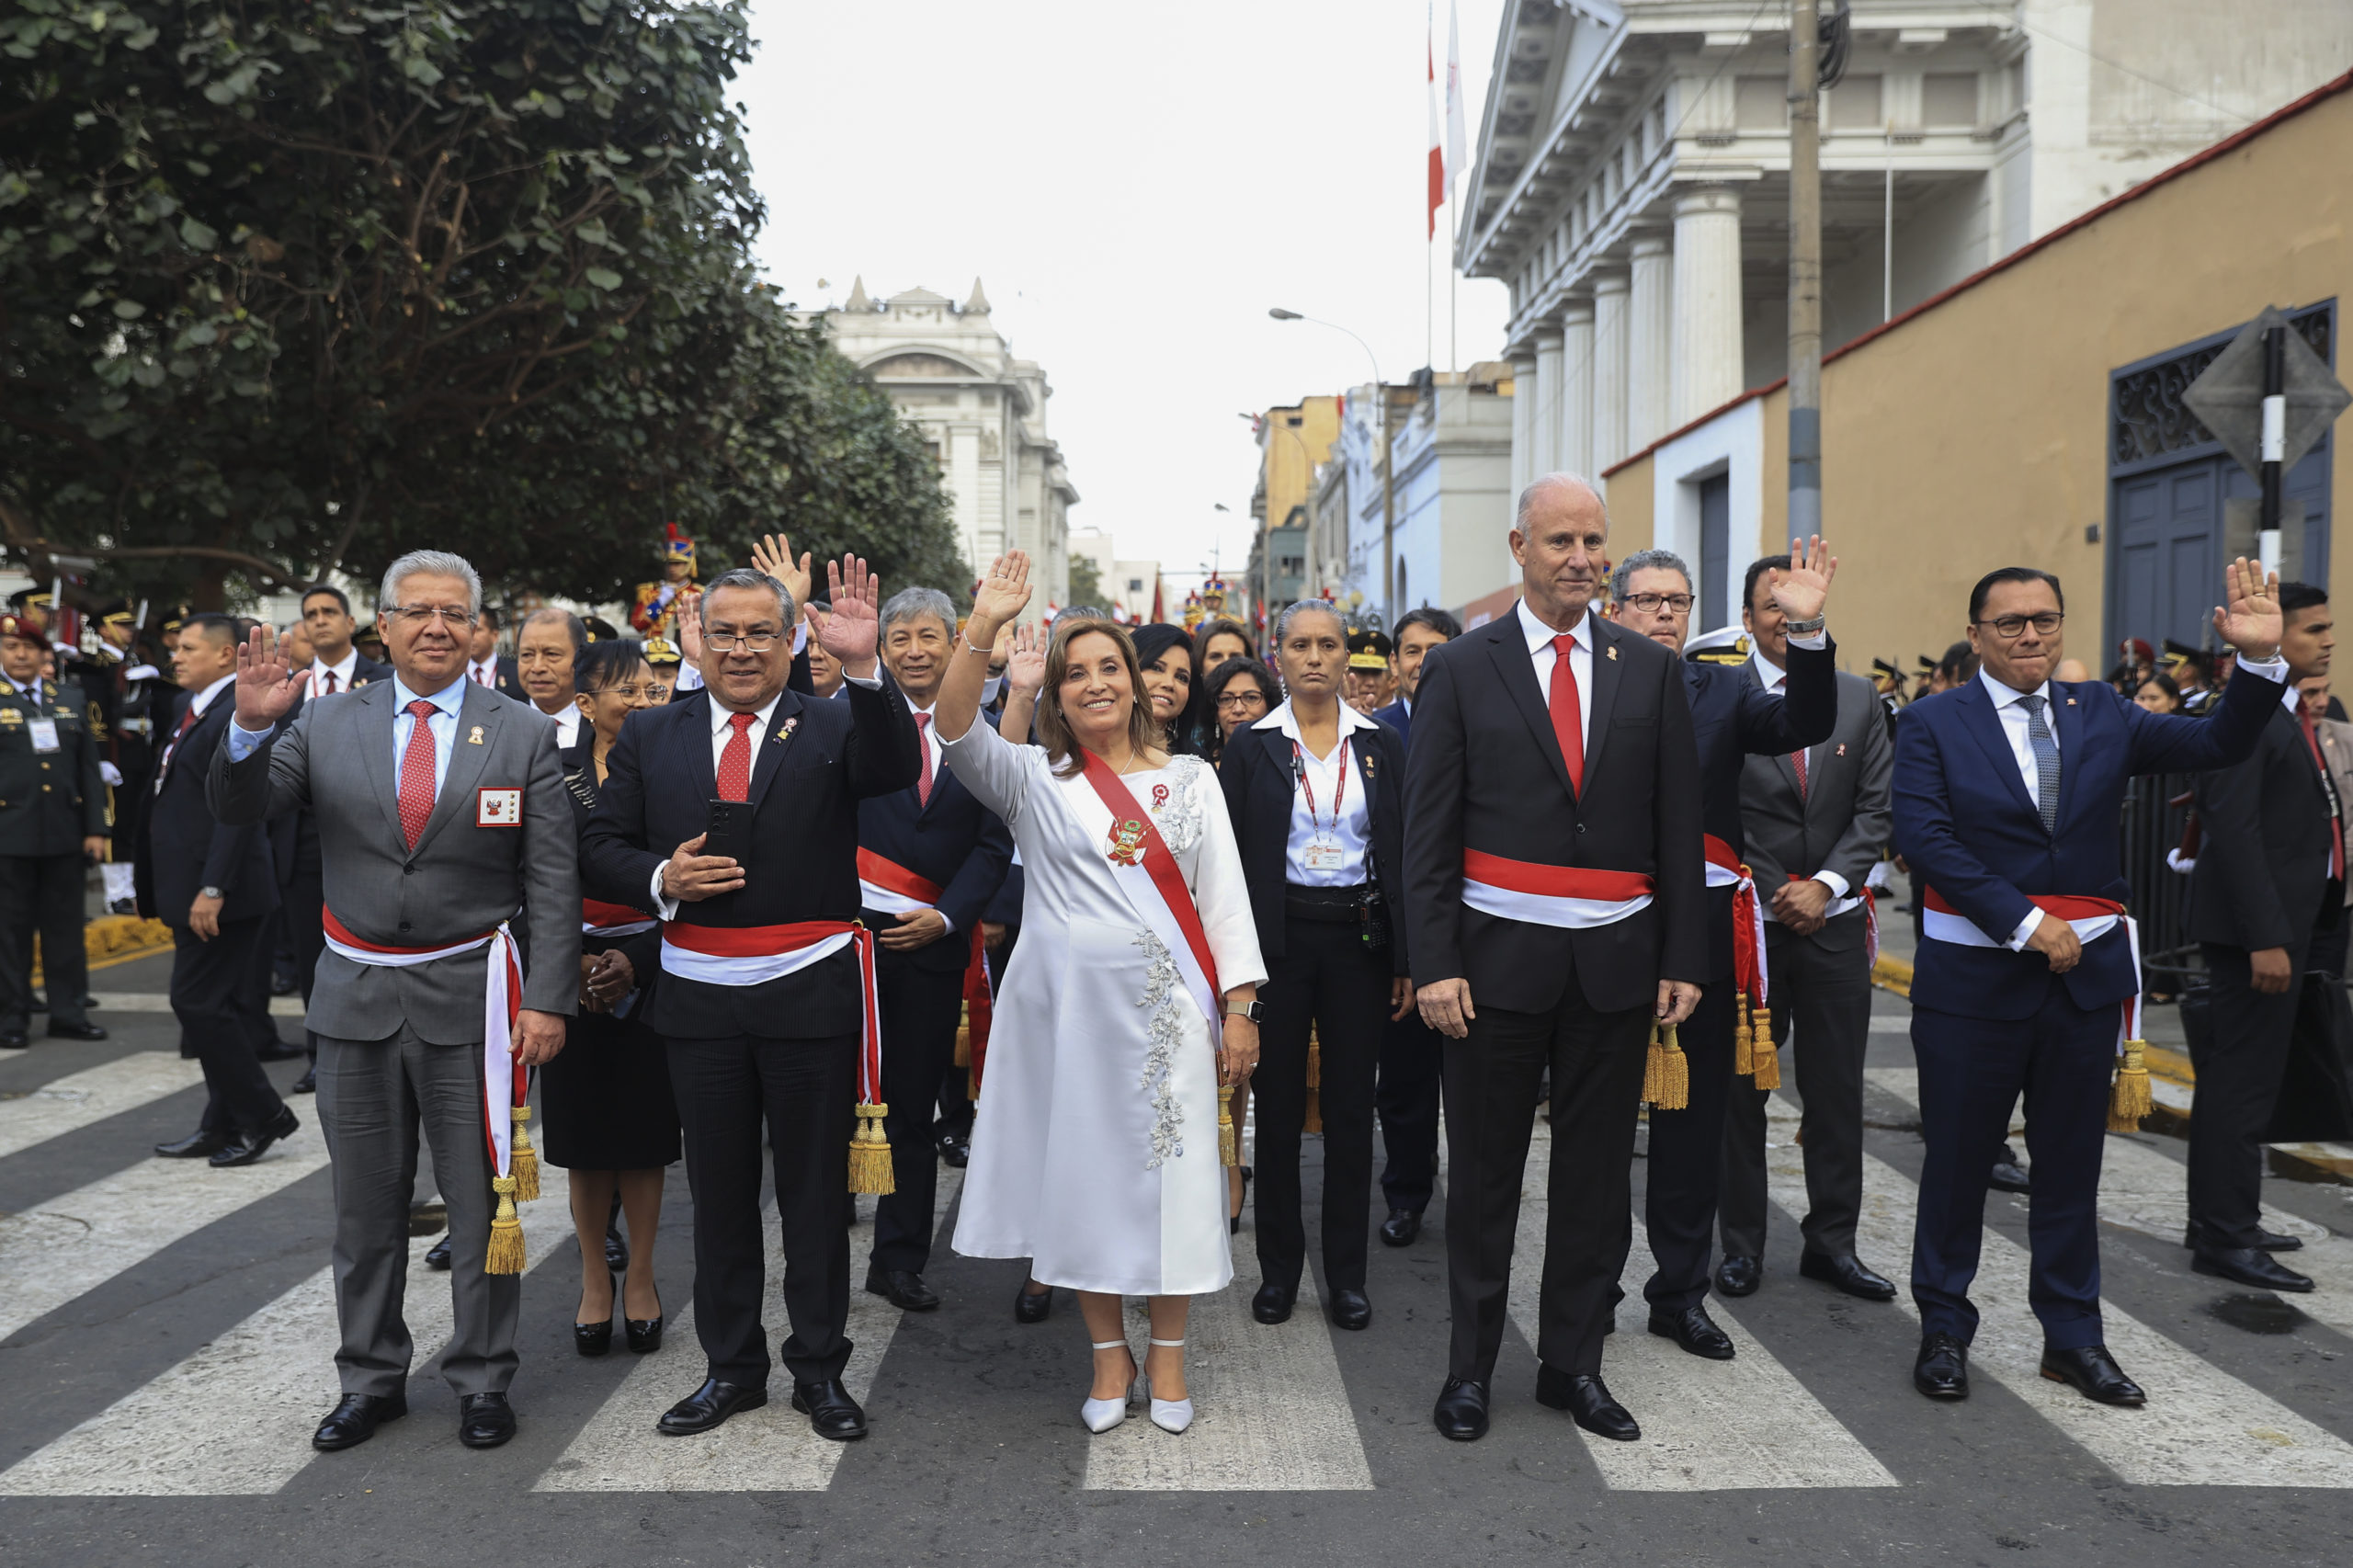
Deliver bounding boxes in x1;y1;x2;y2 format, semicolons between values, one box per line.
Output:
847;1103;897;1195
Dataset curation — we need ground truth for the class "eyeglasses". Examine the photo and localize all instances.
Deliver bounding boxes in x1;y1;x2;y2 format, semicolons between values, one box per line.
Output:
1619;592;1694;615
704;631;783;653
591;683;655;700
1975;612;2065;639
385;605;476;630
1216;690;1267;710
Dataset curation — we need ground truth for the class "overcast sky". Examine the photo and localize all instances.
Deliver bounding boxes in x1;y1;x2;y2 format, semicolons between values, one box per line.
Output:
736;0;1512;589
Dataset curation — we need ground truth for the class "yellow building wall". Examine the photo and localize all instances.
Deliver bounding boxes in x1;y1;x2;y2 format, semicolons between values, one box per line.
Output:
1260;395;1343;537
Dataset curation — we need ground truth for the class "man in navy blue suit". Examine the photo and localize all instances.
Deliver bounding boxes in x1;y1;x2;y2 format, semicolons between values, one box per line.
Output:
857;586;1013;1313
1894;560;2286;1408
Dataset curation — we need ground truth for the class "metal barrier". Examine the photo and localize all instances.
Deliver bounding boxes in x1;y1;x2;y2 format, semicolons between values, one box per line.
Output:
2121;771;2200;983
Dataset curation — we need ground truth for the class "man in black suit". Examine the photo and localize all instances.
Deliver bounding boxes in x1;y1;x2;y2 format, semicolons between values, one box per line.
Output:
1718;555;1895;1301
1405;472;1706;1444
142;614;298;1165
857;585;1013;1312
1370;606;1459;1245
2185;582;2336;1294
1605;543;1841;1360
464;607;526;699
582;559;920;1440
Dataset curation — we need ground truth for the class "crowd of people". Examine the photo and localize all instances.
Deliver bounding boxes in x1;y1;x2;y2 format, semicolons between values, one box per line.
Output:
0;466;2332;1459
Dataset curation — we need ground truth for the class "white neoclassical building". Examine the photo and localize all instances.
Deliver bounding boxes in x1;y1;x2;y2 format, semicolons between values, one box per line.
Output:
817;279;1077;608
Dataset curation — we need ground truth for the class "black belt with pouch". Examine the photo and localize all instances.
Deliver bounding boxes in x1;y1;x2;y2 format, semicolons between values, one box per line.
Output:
1283;881;1389;951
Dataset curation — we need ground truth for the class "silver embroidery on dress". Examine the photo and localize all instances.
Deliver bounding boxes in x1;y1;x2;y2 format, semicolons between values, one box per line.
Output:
1147;756;1209;857
1133;929;1188;1167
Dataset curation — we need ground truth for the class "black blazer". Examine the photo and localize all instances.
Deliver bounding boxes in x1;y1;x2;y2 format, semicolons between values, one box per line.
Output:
2190;701;2336;952
857;711;1015;975
1221;710;1410;976
579;676;921;1040
559;741;663;1000
137;692;278;929
1403;606;1706;1015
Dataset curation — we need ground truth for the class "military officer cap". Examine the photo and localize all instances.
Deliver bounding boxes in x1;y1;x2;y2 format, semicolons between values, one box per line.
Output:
93;598;135;628
0;611;42;643
582;615;623;643
642;636;682;667
1346;628;1393;672
1685;624;1750;665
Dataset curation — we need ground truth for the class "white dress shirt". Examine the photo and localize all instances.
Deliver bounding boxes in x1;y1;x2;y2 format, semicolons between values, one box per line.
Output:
1748;641;1854;912
155;673;235;785
466;655;501;688
1254;699;1379;887
1517;597;1594;758
309;649;361;696
541;703;582;752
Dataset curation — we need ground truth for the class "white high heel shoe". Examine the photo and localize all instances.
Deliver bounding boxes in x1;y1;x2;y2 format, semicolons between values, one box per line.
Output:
1143;1336;1193;1434
1080;1341;1136;1433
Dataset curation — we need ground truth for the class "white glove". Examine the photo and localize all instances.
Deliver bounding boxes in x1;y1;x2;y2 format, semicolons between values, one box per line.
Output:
99;762;123;788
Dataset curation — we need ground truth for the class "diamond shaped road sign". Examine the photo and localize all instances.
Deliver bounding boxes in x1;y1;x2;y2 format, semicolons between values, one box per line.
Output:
2182;305;2352;483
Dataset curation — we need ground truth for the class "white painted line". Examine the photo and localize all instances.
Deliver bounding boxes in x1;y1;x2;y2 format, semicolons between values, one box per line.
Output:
536;1172;966;1493
1499;1123;1895;1490
0;1197;575;1496
1795;1076;2353;1486
86;992;306;1017
0;1052;206;1160
1083;1252;1375;1492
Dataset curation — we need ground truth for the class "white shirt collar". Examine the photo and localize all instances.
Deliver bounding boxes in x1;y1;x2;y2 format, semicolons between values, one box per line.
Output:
710;689;783;736
312;648;359;685
1253;696;1380;741
1749;645;1787;691
390;671;469;716
1517;596;1591;653
189;672;235;715
1978;667;2052;711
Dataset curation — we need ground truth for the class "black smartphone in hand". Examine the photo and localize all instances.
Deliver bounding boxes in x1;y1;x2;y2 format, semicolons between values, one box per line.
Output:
703;798;753;877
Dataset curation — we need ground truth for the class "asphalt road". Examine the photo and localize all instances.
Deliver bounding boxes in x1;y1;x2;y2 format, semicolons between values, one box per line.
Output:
2;946;2350;1567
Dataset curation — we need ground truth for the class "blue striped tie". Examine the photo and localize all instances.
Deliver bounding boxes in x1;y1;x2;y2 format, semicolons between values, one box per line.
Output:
2019;693;2061;834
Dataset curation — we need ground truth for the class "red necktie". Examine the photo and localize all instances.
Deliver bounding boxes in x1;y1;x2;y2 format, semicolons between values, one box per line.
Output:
1550;631;1585;795
2302;709;2344;880
397;699;438;848
915;712;934;807
717;710;756;801
321;670;338;695
1791;747;1809;797
157;701;199;780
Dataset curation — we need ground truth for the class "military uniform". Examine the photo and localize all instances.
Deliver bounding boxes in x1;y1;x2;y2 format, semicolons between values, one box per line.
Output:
0;656;108;1044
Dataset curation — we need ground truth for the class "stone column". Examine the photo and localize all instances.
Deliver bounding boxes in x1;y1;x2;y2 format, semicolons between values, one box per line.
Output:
1558;298;1596;482
1627;233;1674;451
1509;356;1538;499
1589;268;1631;472
1671;186;1745;426
1533;327;1566;476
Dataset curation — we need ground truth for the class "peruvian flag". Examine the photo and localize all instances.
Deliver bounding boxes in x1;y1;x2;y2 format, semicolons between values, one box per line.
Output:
1446;1;1466;189
1427;12;1444;239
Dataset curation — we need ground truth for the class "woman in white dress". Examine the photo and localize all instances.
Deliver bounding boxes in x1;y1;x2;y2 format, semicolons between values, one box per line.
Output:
933;552;1266;1436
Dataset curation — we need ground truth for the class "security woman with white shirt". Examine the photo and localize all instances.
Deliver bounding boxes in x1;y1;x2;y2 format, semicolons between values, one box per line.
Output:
1220;601;1411;1332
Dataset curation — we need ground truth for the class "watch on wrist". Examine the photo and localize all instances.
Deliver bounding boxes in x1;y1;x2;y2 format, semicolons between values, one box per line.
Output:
199;886;224;900
1784;615;1825;636
1223;1000;1265;1024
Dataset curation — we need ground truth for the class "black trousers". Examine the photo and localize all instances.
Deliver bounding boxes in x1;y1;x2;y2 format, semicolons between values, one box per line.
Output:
667;1029;858;1388
870;950;967;1274
1377;1007;1443;1214
0;851;90;1030
1720;926;1875;1261
1255;915;1388;1294
1635;978;1739;1312
174;917;287;1135
2190;900;2336;1248
286;839;325;1062
1443;980;1651;1381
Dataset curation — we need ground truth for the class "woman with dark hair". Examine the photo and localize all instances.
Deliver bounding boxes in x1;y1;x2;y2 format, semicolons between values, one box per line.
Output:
543;637;679;1357
935;555;1266;1437
1130;622;1203;755
2133;671;2183;714
1200;656;1280;767
1191;617;1255;683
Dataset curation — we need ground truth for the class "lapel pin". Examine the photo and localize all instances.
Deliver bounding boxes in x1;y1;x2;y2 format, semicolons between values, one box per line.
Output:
1606;645;1619;661
468;724;484;745
1363;754;1378;780
773;717;799;744
1836;742;1847;757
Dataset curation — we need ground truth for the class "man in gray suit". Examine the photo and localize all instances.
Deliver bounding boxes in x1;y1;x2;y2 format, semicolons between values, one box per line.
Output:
1716;554;1897;1301
211;549;575;1453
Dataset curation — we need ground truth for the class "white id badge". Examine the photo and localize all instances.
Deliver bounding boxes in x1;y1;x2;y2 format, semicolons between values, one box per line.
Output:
476;787;523;826
28;719;60;753
1302;842;1345;873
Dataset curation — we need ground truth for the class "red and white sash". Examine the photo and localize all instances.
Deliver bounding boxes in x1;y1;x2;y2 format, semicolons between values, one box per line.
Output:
322;910;525;1176
1077;753;1222;1028
582;897;657;938
662;920;884;1106
1921;887;2143;1051
1704;835;1769;1006
1460;847;1654;929
858;847;995;1087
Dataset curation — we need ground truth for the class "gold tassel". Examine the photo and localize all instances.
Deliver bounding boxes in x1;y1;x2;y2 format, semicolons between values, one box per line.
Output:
1733;996;1755;1076
1220;1088;1239;1166
2108;1039;2153;1131
485;1176;526;1274
847;1103;897;1195
1303;1030;1324;1134
509;1105;540;1202
967;1068;981;1102
954;1001;972;1067
1749;1004;1782;1090
1644;1024;1689;1110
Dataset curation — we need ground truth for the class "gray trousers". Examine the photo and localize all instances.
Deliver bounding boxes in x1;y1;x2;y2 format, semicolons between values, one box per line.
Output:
1719;924;1874;1261
316;1026;519;1398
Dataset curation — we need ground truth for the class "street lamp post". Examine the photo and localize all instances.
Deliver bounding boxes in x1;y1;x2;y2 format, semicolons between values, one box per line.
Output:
1270;308;1393;623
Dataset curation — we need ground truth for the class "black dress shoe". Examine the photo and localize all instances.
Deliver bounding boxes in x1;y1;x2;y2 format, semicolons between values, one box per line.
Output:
2193;1245;2315;1292
1535;1366;1640;1441
866;1267;940;1312
1714;1254;1761;1297
210;1105;298;1167
604;1223;630;1273
1914;1333;1970;1400
1014;1282;1054;1324
1327;1288;1371;1330
937;1131;971;1169
1432;1377;1490;1441
1987;1149;2031;1194
458;1392;517;1449
312;1391;406;1451
1648;1303;1734;1359
2040;1344;2145;1406
1380;1208;1421;1247
155;1129;232;1159
791;1376;869;1440
45;1020;107;1041
425;1234;452;1270
1251;1282;1294;1324
2183;1222;2304;1254
657;1378;767;1436
1799;1249;1898;1301
254;1038;306;1062
291;1066;317;1095
0;1026;27;1051
625;1311;665;1354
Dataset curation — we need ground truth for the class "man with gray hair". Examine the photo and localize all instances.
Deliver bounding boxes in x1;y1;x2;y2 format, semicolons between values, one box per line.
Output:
215;548;577;1454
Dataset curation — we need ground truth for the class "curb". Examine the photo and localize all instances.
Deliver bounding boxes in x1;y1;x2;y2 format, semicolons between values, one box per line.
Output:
33;915;175;984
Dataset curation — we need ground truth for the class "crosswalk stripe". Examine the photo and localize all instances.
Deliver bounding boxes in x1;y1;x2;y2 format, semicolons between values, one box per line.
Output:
0;1197;576;1496
0;1142;330;1346
1769;1076;2353;1486
85;993;305;1017
1506;1122;1897;1490
535;1174;965;1493
1083;1253;1375;1491
0;1051;207;1161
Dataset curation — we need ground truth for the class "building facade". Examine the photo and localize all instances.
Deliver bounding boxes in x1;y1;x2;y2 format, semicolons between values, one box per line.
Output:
1249;396;1343;622
1067;528;1163;621
818;278;1077;608
1462;0;2353;498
